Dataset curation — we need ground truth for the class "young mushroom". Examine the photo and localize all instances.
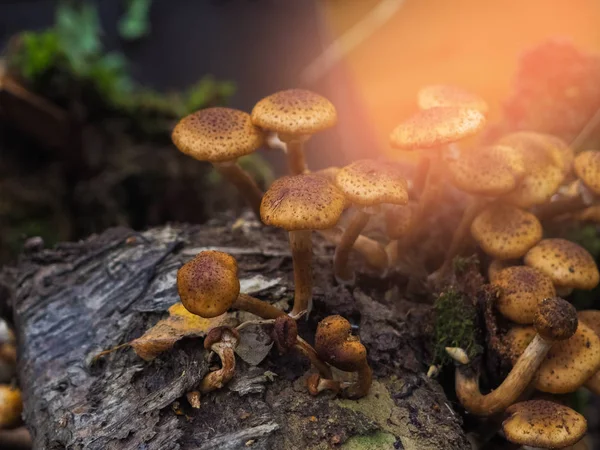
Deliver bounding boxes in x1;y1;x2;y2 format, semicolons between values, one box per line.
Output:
177;250;286;319
172;107;265;218
333;159;409;282
261;175;345;317
251;89;337;175
313;315;372;399
524;239;600;297
502;400;587;450
449;297;577;416
470;204;543;260
200;326;240;393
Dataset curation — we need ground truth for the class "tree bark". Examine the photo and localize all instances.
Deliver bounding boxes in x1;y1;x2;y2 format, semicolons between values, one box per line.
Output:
0;214;469;450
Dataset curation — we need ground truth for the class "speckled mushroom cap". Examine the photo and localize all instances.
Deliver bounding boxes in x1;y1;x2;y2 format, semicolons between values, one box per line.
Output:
574;150;600;195
533;297;578;342
177;251;240;318
251;89;337;137
524;239;600;291
172;107;264;162
536;133;574;175
493;266;556;324
498;132;565;208
445;145;525;196
470;204;543;260
384;202;416;239
417;85;489;114
389;107;486;150
579;310;600;394
503;325;537;363
506;320;600;393
335;159;409;206
575;205;600;223
311;166;341;183
315;315;367;372
488;259;518;283
260;174;345;231
503;400;587;449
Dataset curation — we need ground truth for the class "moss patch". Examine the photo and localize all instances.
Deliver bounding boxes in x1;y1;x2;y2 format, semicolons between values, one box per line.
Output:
335;381;395;433
342;432;397;449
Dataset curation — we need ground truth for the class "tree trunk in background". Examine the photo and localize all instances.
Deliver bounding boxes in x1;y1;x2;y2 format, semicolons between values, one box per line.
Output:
0;215;469;449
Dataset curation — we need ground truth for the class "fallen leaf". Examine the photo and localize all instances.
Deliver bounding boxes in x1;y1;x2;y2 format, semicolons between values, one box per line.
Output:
235;323;273;366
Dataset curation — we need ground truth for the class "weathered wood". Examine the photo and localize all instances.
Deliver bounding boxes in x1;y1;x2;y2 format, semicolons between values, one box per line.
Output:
1;213;470;449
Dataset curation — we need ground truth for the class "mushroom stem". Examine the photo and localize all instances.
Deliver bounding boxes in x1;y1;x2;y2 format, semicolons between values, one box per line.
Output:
213;161;264;219
288;230;314;317
295;337;333;379
454;334;552;416
307;373;341;396
286;139;308;175
342;363;373;399
333;209;372;283
412;155;431;198
318;229;387;270
234;293;286;319
533;195;588;221
200;342;237;393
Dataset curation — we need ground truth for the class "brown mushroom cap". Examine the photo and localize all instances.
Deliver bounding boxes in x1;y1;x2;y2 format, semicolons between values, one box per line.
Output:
172;107;264;162
177;251;240;318
315;315;366;372
579;310;600;394
417;85;489;114
503;400;587;449
524;239;600;291
533;297;578;342
494;266;556;324
445;144;526;196
0;385;22;428
498;132;565;208
260;174;345;230
251;89;337;137
535;133;574;175
574;150;600;196
503;325;538;363
389;107;486;150
488;259;518;283
335;159;409;206
470;204;543;260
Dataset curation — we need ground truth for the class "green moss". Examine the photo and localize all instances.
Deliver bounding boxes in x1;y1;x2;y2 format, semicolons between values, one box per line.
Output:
341;432;397;449
432;288;481;367
452;254;478;275
335;381;395;432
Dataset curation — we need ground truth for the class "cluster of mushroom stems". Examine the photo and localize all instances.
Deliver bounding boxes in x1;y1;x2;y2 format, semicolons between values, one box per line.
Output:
171;86;600;448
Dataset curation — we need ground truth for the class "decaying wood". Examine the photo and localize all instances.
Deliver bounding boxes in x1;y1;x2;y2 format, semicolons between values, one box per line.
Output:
1;213;470;449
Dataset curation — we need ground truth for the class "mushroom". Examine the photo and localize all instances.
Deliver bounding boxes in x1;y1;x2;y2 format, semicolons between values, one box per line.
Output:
503;319;600;394
470;204;543;260
449;297;577;416
417;85;489;114
251;89;337;175
578;310;600;395
487;259;519;283
493;266;556;324
497;132;567;208
314;315;372;399
177;250;286;319
333;159;409;282
389;106;486;247
574;150;600;196
0;385;22;429
502;400;587;449
172;107;265;218
434;144;526;275
524;239;600;296
199;326;240;393
261;175;345;317
271;315;332;380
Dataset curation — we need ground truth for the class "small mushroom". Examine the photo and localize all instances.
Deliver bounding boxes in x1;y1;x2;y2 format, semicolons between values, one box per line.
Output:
177;250;286;319
313;315;372;399
333;159;409;282
524;239;600;296
449;297;577;416
200;326;240;393
493;266;556;324
172;108;265;218
578;310;600;395
574;150;600;196
503;400;587;449
0;385;22;429
417;85;489;114
261;175;345;317
251;89;337;175
470;204;543;260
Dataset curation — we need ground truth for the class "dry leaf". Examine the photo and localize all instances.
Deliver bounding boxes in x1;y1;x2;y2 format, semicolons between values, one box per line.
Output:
130;303;236;361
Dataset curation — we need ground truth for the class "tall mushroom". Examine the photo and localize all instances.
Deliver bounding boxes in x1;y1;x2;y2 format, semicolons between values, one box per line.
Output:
261;175;345;317
172;107;265;218
251;89;337;175
448;297;577;416
313;315;372;399
177;250;286;320
200;326;240;393
333;159;409;282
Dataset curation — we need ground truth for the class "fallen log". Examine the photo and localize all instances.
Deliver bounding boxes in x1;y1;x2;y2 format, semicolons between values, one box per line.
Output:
0;213;469;449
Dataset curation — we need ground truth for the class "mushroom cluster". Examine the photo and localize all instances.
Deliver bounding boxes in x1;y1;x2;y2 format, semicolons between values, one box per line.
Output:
168;85;600;446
